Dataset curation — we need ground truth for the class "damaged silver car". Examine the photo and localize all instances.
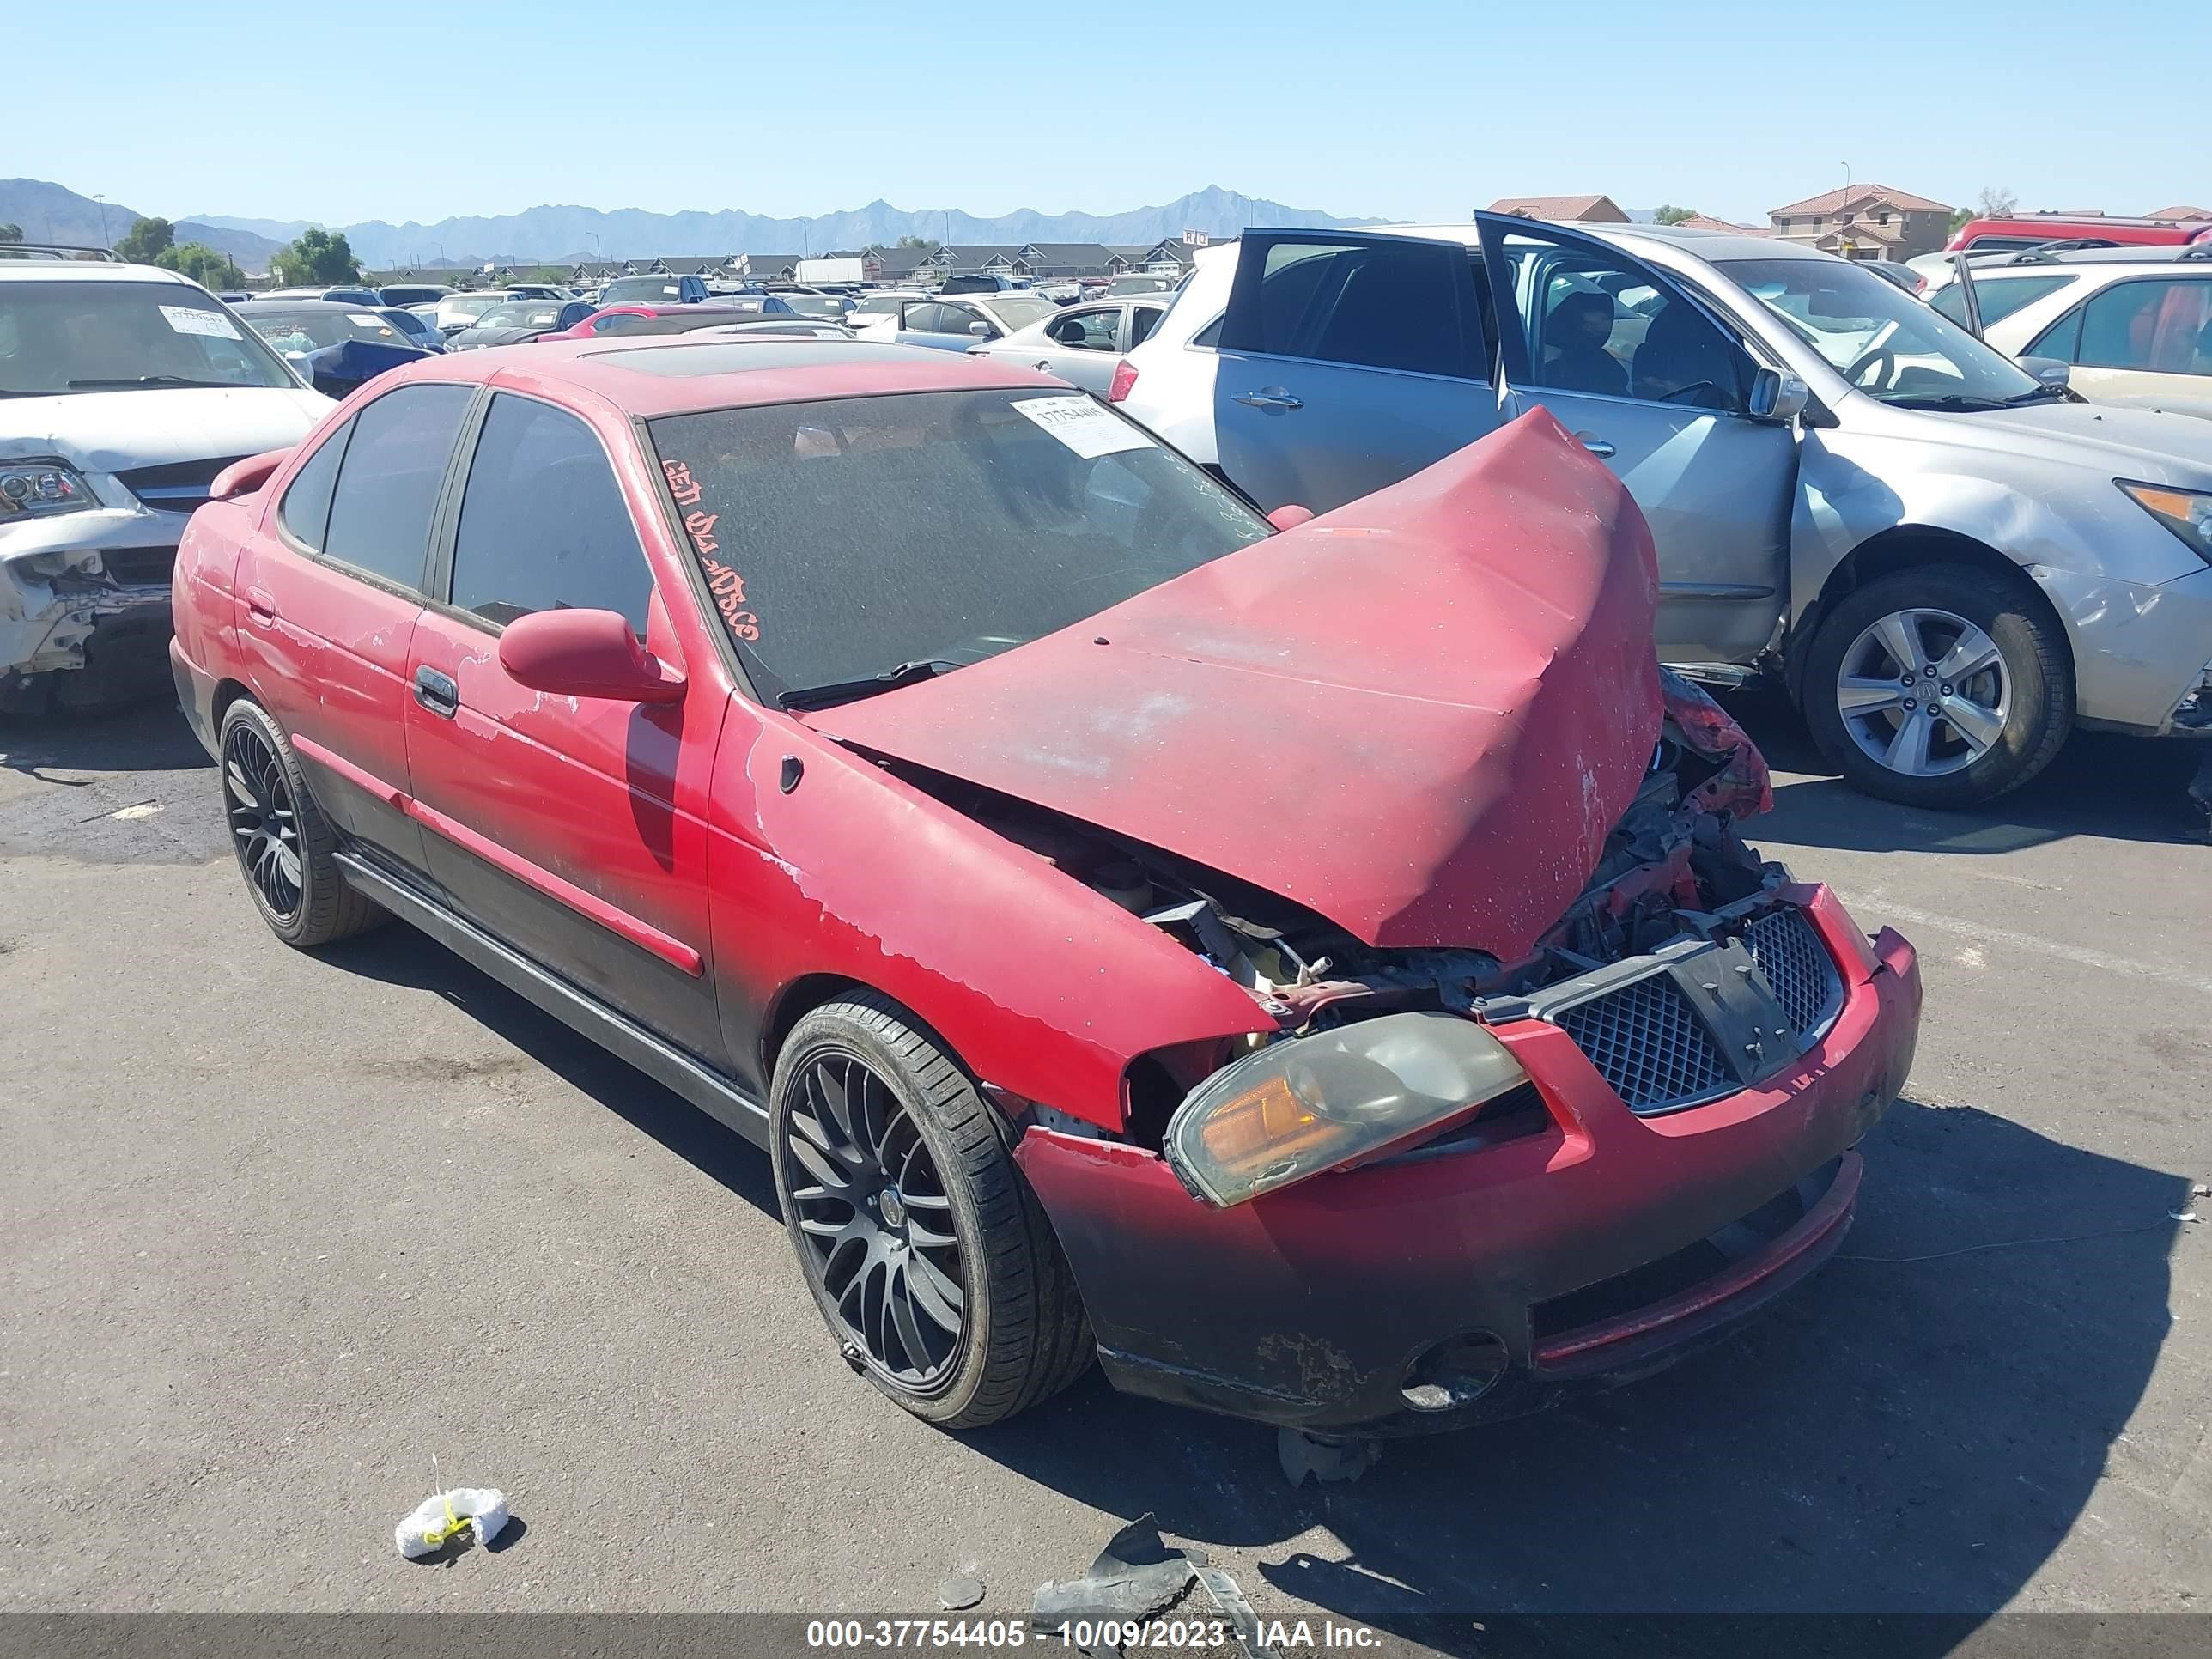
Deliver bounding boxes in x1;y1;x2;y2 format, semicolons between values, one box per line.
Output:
0;255;331;712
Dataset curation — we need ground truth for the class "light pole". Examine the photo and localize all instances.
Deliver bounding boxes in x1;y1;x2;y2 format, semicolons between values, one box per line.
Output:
800;216;811;257
586;232;600;261
93;194;111;248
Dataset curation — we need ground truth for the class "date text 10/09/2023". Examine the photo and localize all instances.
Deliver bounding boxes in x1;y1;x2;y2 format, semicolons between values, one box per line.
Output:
804;1620;1383;1650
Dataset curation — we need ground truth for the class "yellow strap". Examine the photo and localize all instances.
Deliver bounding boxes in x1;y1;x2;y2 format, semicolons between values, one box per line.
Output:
421;1492;470;1549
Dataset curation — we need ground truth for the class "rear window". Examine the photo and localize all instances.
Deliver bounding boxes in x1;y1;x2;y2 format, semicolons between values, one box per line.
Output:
644;387;1270;702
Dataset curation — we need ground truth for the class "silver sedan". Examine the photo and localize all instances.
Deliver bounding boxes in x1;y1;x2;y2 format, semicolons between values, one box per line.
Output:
966;297;1172;394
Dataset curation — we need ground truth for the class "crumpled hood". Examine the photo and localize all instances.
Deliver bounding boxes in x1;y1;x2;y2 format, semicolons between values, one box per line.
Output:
805;410;1664;955
0;386;333;474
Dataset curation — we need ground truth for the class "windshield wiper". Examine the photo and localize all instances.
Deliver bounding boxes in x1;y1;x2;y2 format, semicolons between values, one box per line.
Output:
2002;383;2069;405
776;658;967;711
1883;392;2012;412
66;375;246;391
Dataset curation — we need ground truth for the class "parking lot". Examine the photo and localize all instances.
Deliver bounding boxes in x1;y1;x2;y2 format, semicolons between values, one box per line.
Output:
1;690;2205;1633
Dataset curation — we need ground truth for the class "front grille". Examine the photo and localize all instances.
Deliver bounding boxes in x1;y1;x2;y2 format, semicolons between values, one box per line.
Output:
1553;974;1731;1115
100;546;177;586
1744;908;1843;1036
114;456;249;518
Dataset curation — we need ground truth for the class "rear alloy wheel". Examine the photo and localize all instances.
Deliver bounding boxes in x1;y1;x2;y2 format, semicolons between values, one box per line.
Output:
770;993;1091;1428
1802;565;2071;807
216;699;384;948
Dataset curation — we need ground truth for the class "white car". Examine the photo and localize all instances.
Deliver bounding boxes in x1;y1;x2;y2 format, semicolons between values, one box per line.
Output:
1114;221;2212;805
852;291;1060;352
1;259;333;709
1925;246;2212;419
432;289;525;337
966;295;1174;393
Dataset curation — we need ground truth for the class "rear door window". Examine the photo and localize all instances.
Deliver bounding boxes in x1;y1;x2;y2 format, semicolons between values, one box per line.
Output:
2069;279;2212;374
1222;236;1481;378
447;394;655;635
276;421;352;552
319;382;475;592
1928;274;2074;330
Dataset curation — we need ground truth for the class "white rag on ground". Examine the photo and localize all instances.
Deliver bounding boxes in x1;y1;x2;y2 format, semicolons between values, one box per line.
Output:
394;1487;511;1558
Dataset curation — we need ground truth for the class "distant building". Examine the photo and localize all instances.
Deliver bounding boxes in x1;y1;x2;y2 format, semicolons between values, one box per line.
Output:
2147;204;2212;222
1487;194;1631;224
1668;215;1769;236
1767;184;1951;261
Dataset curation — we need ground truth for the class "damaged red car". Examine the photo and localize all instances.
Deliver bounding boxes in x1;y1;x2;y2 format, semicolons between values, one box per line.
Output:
169;337;1923;1435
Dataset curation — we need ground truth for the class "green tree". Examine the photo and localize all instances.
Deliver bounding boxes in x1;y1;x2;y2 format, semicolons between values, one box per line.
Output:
0;223;22;243
270;227;362;285
114;216;177;264
156;242;244;289
896;234;931;248
1653;205;1700;226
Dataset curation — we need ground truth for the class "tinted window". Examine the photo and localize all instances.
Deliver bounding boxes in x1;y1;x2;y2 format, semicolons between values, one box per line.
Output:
1129;305;1164;346
320;383;475;589
277;421;351;551
901;302;965;335
450;396;653;635
646;388;1270;702
2072;279;2212;374
1227;239;1475;376
1928;275;2074;330
2027;306;2085;362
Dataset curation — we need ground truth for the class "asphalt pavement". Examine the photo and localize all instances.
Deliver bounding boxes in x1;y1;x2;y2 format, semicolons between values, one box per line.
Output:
1;692;2206;1633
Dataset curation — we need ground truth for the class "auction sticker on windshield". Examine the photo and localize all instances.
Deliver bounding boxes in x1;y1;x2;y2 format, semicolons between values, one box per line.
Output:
1011;394;1152;460
158;306;240;339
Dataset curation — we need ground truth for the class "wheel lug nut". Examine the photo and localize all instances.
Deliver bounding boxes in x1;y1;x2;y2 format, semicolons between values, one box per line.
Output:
1941;684;1953;696
1903;699;1917;711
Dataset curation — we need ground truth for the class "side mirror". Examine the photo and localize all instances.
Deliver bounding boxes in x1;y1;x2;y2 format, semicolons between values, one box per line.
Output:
1267;504;1316;532
498;608;686;704
969;320;993;338
1748;368;1810;423
2017;356;2071;391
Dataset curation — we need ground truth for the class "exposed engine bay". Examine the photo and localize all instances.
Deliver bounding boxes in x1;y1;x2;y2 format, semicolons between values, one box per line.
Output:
880;671;1790;1147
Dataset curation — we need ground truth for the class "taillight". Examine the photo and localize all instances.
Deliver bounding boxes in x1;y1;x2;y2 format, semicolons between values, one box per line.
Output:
1108;359;1138;404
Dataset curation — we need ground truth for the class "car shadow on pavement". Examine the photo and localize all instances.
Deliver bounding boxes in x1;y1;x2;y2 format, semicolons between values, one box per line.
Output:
964;1101;2190;1646
1721;684;2206;851
0;696;211;782
320;926;781;1220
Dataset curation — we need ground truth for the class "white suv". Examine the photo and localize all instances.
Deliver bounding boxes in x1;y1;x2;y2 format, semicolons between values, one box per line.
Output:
1925;246;2212;420
1;256;332;711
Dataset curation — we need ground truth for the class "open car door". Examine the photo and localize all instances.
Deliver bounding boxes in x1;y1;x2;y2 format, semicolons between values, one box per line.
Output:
1212;229;1499;514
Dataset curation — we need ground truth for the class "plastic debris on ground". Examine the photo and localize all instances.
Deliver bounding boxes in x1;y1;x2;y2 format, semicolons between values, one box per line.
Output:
395;1487;512;1559
1277;1428;1382;1489
939;1571;986;1610
1032;1513;1279;1659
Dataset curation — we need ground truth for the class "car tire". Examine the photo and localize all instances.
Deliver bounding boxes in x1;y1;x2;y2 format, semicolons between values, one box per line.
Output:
770;992;1092;1429
1801;564;2072;807
217;698;384;949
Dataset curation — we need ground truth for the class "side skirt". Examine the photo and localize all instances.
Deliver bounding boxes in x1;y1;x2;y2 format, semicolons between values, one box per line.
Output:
332;851;771;1151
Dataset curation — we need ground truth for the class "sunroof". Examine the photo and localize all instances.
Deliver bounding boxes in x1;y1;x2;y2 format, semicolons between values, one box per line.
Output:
581;340;921;376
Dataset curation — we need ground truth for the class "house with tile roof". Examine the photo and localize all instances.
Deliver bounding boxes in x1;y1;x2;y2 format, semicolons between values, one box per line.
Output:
2147;205;2212;222
1488;194;1630;223
1670;215;1770;237
1767;184;1952;260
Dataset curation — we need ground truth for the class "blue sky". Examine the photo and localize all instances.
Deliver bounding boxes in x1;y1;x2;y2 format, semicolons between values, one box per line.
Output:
19;1;2203;227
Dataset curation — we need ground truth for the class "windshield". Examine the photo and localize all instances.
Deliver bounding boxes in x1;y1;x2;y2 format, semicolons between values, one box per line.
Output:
1717;257;2045;407
244;307;414;352
602;276;689;303
0;281;297;395
980;296;1055;331
645;387;1272;702
781;294;848;319
442;295;509;319
472;302;568;331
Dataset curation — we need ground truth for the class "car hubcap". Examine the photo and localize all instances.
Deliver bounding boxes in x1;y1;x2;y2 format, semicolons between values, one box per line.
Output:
222;723;303;920
781;1053;965;1389
1835;607;2010;778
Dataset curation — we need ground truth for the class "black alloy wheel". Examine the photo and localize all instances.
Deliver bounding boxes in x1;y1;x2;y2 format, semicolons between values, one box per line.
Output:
781;1049;968;1389
223;717;303;922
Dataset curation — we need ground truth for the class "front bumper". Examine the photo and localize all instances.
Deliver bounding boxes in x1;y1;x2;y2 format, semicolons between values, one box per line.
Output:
1015;887;1921;1434
1;507;184;680
2035;561;2212;738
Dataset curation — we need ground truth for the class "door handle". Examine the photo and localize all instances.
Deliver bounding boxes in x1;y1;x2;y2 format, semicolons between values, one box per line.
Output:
413;665;459;719
244;586;278;624
1232;387;1304;411
1577;434;1617;459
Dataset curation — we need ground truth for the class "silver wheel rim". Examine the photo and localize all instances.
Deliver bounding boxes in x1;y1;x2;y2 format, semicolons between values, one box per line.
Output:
1835;606;2010;779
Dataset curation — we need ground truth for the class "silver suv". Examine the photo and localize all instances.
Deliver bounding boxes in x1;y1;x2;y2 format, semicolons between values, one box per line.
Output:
1116;218;2212;805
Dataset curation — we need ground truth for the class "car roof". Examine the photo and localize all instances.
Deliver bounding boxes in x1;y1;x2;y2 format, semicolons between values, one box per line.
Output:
1376;220;1835;263
0;259;206;286
375;335;1059;417
1975;245;2212;269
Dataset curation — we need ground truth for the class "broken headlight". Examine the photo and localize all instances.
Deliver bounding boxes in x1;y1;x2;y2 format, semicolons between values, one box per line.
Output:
0;462;94;520
1161;1012;1530;1207
2118;481;2212;566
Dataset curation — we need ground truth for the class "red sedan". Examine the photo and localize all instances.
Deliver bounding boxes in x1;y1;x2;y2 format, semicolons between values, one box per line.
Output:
170;337;1921;1434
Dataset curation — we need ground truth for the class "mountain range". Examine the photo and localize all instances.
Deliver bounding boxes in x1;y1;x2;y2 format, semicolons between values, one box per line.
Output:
4;179;1375;272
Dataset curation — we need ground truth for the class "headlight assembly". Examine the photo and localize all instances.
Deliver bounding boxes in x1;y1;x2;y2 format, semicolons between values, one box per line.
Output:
2118;481;2212;566
0;461;94;520
1161;1012;1531;1207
